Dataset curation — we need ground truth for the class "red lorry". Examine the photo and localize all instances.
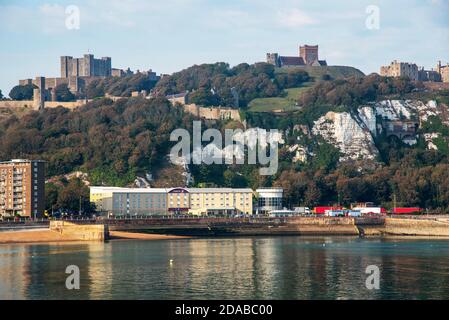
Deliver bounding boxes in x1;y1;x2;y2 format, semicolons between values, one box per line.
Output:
314;206;341;214
392;207;422;214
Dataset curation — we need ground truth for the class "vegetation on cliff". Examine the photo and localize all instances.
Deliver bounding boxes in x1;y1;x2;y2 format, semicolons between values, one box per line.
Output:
0;97;191;186
85;73;159;98
154;62;310;108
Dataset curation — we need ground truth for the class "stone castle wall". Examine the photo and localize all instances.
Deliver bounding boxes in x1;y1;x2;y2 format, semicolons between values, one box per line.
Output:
182;103;241;121
0;100;86;110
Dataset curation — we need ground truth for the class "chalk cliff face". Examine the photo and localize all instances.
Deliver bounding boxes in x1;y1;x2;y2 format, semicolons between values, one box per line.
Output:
310;100;447;161
312;111;378;161
359;100;442;132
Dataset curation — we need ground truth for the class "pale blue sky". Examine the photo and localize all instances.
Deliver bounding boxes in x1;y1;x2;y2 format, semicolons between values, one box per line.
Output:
0;0;448;95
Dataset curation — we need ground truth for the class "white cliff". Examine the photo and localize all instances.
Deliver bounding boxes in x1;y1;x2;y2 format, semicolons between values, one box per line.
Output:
311;100;448;161
312;111;379;161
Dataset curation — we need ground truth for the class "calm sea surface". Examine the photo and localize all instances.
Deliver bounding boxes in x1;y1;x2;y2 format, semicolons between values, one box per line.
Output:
1;236;449;300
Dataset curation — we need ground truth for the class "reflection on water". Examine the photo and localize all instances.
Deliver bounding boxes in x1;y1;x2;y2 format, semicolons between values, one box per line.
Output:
1;237;449;300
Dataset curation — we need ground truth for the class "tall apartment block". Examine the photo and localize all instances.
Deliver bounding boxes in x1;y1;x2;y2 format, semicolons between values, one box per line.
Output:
60;54;112;78
0;160;45;218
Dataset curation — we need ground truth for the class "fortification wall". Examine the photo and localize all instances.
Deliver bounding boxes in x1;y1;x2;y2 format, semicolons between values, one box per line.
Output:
0;100;35;109
181;103;241;121
0;100;87;111
45;101;86;109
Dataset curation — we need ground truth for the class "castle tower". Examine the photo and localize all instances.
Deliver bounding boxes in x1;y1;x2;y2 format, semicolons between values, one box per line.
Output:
266;53;279;67
33;77;46;110
61;56;71;78
437;61;442;74
299;45;319;65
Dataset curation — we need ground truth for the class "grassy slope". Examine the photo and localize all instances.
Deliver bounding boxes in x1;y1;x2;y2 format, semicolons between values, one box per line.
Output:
248;84;312;112
274;65;365;79
248;66;365;113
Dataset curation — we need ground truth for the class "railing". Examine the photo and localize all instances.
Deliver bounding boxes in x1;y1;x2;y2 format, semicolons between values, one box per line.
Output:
1;214;449;225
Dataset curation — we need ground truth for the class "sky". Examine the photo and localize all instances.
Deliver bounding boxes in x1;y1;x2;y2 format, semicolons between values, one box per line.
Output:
0;0;448;95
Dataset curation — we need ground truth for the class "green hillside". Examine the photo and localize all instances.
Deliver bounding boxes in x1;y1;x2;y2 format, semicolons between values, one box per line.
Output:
275;65;365;80
248;83;312;112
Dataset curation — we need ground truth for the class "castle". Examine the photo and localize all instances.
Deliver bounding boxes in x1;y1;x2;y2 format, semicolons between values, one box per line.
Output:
20;54;113;96
267;44;327;67
60;54;112;78
380;60;449;82
18;53;160;108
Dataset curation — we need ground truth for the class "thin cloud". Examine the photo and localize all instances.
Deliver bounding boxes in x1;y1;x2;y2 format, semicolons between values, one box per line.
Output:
277;8;317;28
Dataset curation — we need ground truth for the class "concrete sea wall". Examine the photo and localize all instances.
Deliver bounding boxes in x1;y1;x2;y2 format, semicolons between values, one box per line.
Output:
383;218;449;236
107;217;359;236
50;221;109;241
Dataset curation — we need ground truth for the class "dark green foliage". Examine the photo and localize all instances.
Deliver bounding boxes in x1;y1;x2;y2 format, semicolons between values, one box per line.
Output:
421;115;449;136
85;73;158;98
274;70;310;89
189;88;220;106
54;84;76;102
274;150;449;211
310;141;341;172
0;97;189;186
299;74;416;109
9;84;37;100
46;178;96;215
154;62;291;108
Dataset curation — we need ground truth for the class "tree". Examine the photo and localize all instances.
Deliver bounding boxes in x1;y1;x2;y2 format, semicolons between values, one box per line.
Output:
9;84;37;100
0;89;3;100
56;178;95;215
45;182;59;211
54;84;76;102
189;88;220;106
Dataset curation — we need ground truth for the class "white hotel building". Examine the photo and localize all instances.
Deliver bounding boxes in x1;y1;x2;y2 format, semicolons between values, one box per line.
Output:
90;187;261;216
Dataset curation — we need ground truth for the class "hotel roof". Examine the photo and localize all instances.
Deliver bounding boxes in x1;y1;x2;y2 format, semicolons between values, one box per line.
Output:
90;187;254;193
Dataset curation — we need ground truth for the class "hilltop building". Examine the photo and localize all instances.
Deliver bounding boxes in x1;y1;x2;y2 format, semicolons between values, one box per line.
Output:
436;61;449;83
61;54;111;78
380;61;419;81
267;44;327;68
18;53;160;105
0;159;45;219
380;60;449;82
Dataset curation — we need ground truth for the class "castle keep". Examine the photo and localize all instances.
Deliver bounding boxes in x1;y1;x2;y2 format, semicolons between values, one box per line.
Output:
267;44;327;67
380;60;449;82
61;54;112;78
20;53;113;97
15;53;161;109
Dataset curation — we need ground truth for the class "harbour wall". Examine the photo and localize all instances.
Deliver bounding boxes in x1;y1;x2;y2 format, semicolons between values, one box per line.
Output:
383;217;449;236
49;221;109;241
106;216;360;236
3;216;449;240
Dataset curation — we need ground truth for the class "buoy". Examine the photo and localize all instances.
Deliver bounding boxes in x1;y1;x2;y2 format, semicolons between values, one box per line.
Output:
169;259;174;266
